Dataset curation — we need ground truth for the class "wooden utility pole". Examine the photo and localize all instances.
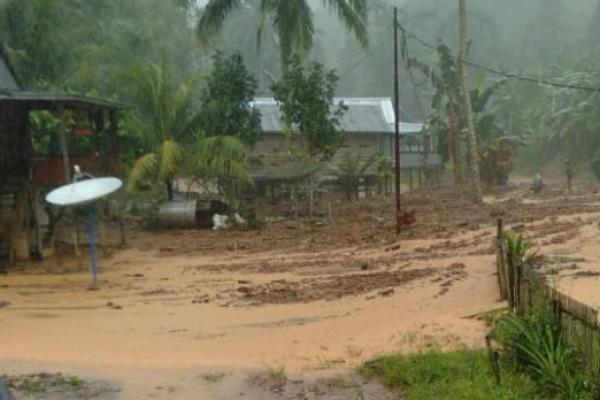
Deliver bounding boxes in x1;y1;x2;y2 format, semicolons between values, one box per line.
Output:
393;7;401;235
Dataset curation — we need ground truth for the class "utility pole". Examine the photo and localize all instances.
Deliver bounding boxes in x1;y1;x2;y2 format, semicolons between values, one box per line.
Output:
393;7;401;235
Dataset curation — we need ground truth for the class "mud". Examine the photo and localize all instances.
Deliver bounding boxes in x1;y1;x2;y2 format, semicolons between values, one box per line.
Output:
2;184;600;399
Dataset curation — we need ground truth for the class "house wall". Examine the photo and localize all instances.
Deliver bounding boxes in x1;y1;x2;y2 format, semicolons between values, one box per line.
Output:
0;103;31;187
334;132;384;165
251;133;300;167
251;132;441;172
252;132;384;168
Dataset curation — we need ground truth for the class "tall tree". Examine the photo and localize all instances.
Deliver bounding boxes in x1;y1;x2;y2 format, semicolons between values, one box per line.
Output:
196;0;368;77
123;62;192;200
197;52;262;145
123;62;251;201
271;56;346;160
458;0;481;201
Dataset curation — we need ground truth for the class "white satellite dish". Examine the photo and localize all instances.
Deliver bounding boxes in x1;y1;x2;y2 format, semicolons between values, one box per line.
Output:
46;177;122;206
45;175;123;288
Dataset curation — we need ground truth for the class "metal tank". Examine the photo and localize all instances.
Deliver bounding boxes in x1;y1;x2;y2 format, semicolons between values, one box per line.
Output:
156;200;230;229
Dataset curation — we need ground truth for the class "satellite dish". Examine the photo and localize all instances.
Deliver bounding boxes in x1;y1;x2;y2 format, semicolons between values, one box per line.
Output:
46;177;122;206
45;174;122;288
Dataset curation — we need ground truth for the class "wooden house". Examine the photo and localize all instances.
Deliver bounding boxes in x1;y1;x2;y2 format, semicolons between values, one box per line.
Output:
250;97;442;191
0;52;123;265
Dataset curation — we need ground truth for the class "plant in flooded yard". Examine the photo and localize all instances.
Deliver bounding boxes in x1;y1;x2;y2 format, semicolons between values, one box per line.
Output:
362;350;547;399
331;153;375;200
496;309;594;399
505;231;538;267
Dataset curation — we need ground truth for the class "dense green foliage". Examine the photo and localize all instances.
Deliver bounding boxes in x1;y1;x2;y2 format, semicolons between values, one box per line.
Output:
363;350;547;400
0;0;197;92
123;61;252;201
496;311;592;399
271;56;346;160
2;0;600;192
495;306;597;399
197;52;262;145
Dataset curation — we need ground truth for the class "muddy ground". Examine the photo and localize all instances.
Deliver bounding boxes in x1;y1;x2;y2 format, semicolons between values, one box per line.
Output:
1;183;600;399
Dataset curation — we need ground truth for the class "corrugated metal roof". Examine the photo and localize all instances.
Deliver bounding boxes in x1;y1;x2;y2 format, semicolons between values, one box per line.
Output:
252;97;424;136
0;91;126;109
0;52;123;109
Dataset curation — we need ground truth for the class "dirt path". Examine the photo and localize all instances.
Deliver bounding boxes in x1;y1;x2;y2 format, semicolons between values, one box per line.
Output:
2;184;597;399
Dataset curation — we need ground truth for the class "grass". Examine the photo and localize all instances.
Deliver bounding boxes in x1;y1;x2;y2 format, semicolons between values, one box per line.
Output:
362;350;551;400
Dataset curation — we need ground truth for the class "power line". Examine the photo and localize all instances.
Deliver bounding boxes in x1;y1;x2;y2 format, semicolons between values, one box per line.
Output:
397;22;600;94
338;55;370;79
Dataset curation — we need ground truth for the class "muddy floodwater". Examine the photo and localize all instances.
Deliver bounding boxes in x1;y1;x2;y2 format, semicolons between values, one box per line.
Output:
2;185;600;399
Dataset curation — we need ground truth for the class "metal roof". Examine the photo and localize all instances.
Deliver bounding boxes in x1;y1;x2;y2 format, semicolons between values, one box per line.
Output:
0;52;123;110
252;97;425;136
0;90;126;110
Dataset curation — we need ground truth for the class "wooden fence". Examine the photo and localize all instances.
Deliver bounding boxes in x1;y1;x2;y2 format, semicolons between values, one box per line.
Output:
496;218;600;378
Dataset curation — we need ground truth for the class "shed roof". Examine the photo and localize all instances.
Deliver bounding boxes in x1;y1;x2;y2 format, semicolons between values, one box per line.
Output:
252;97;424;136
0;90;126;110
0;51;123;110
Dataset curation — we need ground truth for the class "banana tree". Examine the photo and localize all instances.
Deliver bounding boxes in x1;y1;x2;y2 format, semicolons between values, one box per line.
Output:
409;44;506;185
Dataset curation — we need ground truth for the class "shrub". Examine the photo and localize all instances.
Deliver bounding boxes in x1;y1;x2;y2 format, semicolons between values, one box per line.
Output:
496;309;594;399
363;350;545;400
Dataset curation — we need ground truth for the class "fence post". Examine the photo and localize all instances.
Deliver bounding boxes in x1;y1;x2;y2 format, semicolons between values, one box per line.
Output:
515;260;524;315
496;218;508;301
552;291;562;329
506;247;515;313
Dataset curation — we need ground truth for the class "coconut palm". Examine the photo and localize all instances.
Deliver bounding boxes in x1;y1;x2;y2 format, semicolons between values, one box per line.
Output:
123;62;252;200
184;135;253;204
196;0;368;76
123;62;198;200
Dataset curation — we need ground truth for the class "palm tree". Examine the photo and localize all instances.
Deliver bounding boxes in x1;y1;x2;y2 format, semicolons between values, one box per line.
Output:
196;0;368;76
184;135;253;205
123;62;193;200
123;62;252;200
458;0;482;201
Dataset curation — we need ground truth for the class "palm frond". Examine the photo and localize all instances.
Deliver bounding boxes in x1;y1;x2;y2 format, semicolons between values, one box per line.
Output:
196;0;243;44
158;140;184;181
127;152;158;196
322;0;368;48
472;78;508;113
289;0;315;52
194;135;253;186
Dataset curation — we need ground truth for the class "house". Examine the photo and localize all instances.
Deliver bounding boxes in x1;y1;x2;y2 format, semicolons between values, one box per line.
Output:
250;97;442;191
0;52;123;265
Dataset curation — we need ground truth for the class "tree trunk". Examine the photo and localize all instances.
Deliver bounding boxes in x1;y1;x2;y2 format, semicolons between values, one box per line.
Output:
448;109;462;184
166;179;174;201
279;30;292;78
458;0;482;202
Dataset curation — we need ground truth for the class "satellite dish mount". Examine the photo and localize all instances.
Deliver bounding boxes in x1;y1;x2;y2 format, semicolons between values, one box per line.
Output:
45;166;122;287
